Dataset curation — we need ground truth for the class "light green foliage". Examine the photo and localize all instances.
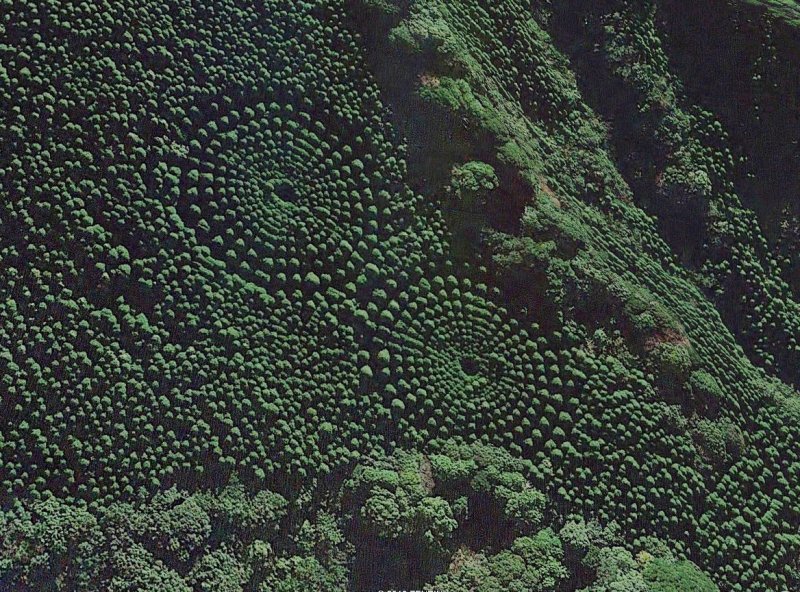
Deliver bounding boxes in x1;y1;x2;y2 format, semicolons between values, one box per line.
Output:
262;555;348;592
444;161;500;243
688;370;724;411
486;232;557;267
572;530;718;592
109;543;191;592
431;529;567;592
582;547;648;592
419;76;483;114
129;489;213;563
648;342;694;382
0;444;720;591
196;481;288;533
0;498;105;591
690;417;745;467
642;558;719;592
559;516;621;559
376;1;800;588
658;161;713;205
343;442;553;589
448;161;500;207
0;484;341;592
346;449;458;553
390;11;459;57
189;547;251;592
743;0;800;25
502;488;547;531
360;0;402;15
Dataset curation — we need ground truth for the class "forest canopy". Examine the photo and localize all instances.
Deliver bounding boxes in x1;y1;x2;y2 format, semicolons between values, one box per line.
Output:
1;0;800;589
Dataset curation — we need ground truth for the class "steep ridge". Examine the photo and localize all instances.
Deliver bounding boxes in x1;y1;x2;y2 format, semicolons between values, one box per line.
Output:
549;0;800;389
352;1;800;588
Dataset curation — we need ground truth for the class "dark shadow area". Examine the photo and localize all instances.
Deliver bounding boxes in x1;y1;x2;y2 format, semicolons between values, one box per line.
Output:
344;0;536;308
347;489;518;591
548;1;709;267
349;534;445;592
657;0;800;290
452;492;517;553
460;355;480;375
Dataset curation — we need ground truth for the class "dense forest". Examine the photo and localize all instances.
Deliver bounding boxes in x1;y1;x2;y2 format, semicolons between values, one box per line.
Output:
1;0;800;590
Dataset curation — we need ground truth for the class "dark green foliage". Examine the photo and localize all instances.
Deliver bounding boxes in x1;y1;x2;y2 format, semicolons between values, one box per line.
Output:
263;555;347;592
1;0;799;590
690;417;745;468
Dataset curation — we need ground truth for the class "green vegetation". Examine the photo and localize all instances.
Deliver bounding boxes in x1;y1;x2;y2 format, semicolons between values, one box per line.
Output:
0;445;716;591
744;0;800;25
0;480;345;591
1;0;799;589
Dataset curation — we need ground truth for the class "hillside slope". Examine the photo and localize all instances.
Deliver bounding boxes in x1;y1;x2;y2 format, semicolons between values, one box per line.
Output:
0;0;799;590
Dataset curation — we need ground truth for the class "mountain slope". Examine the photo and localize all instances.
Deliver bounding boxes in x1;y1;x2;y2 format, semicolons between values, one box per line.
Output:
0;0;799;590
